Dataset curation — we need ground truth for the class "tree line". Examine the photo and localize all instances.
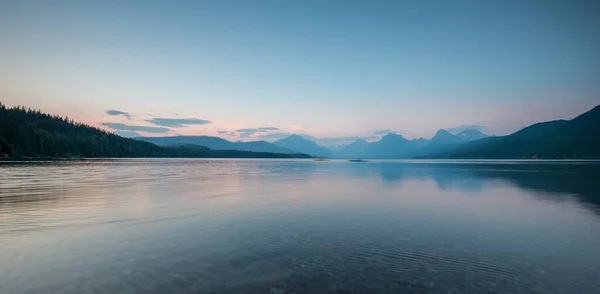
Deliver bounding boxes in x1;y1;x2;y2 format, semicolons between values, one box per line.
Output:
0;103;309;159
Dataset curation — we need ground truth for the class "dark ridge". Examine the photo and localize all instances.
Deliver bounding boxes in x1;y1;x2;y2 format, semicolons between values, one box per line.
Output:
419;104;600;159
0;103;310;159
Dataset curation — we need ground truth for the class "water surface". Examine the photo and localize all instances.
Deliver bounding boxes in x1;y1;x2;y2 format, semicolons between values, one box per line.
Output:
1;159;599;293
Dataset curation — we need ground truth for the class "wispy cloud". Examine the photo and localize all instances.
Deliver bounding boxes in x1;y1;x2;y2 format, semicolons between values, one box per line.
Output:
446;125;487;134
235;127;278;133
229;127;280;139
258;127;278;131
373;129;394;135
236;128;260;133
147;117;211;127
218;130;237;136
101;122;170;133
106;110;131;119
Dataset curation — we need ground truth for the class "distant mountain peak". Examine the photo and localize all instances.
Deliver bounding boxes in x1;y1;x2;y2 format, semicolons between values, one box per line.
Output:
287;134;304;139
432;129;456;140
428;129;463;146
274;134;333;157
347;139;369;148
380;132;406;142
434;129;452;136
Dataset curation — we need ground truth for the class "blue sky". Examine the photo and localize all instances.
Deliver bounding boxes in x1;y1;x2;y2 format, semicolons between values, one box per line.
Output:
1;0;598;145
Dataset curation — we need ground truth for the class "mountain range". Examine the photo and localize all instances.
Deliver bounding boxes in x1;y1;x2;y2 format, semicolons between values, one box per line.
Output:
133;104;599;159
137;128;489;158
273;134;335;158
135;136;296;154
333;129;488;159
3;102;598;159
422;104;600;159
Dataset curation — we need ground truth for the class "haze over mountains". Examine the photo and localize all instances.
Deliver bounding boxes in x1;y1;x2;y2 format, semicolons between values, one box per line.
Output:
135;105;600;159
273;134;335;158
324;129;489;159
135;136;296;154
138;128;490;159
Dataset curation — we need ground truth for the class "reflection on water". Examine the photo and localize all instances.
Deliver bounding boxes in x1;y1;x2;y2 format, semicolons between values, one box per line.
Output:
1;159;599;294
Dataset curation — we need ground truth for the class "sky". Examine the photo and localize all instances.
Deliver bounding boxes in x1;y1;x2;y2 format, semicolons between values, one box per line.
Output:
1;0;599;146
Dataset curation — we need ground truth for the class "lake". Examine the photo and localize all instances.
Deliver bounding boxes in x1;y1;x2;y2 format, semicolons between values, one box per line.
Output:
1;159;599;294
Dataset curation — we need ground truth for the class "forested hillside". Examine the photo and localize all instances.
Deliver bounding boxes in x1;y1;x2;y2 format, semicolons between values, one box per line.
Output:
0;103;309;159
421;105;600;159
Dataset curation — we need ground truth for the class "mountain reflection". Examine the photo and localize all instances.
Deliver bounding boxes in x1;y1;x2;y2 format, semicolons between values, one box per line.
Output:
2;159;599;294
344;161;600;213
1;159;599;216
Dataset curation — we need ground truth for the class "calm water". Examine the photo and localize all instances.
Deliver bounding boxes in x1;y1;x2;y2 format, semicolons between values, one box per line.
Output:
1;159;599;294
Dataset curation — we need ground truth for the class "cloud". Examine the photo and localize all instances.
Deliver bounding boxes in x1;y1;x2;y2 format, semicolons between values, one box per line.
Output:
231;127;279;139
106;110;131;118
236;128;260;133
445;125;487;134
114;131;141;138
218;130;237;136
235;127;278;133
237;130;264;138
147;118;211;127
373;129;394;135
101;122;170;133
